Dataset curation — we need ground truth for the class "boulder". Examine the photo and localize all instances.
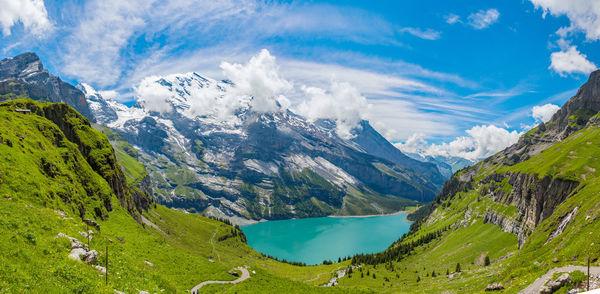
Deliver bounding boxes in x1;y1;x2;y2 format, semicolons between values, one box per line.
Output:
540;273;572;294
68;248;87;261
485;283;504;291
83;250;98;263
94;265;107;274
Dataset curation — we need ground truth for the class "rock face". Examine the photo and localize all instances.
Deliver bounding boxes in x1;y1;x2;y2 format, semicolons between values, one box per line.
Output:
480;172;579;247
83;73;445;221
0;53;94;120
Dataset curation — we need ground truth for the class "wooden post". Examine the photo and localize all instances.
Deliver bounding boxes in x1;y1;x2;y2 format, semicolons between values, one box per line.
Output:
106;244;108;285
588;256;591;292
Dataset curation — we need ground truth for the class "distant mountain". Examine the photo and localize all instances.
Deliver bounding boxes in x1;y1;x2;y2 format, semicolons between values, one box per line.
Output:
0;53;94;120
84;72;446;222
404;152;474;178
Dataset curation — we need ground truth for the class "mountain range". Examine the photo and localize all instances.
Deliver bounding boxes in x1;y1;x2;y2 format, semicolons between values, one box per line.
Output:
0;52;448;223
80;72;446;222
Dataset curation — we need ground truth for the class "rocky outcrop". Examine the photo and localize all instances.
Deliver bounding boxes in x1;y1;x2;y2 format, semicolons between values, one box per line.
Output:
540;273;572;294
546;206;579;244
56;233;97;263
0;53;94;120
480;172;579;247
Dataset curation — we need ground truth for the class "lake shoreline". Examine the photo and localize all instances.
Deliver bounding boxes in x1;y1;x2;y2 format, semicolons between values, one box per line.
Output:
328;210;410;219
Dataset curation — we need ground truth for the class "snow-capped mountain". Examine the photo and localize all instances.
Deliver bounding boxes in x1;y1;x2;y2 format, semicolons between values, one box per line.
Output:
83;72;445;223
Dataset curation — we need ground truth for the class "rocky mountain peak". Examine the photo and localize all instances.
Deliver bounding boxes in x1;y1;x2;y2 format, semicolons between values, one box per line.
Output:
550;69;600;134
0;52;45;81
487;70;600;166
0;52;94;121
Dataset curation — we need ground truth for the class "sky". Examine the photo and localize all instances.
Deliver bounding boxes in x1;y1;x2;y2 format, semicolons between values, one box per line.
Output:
1;0;600;161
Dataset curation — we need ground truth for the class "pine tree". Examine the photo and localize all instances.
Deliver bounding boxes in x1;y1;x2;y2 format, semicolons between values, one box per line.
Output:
484;256;490;266
432;270;436;277
455;263;461;273
416;276;421;283
446;269;449;276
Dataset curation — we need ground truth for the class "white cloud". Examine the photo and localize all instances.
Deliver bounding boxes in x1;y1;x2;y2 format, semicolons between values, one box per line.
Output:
549;46;597;76
221;49;292;113
98;90;119;101
396;125;521;161
398;27;441;40
467;9;500;30
296;82;369;139
530;0;600;41
531;103;560;122
58;0;433;87
135;76;174;113
445;14;461;25
0;0;51;36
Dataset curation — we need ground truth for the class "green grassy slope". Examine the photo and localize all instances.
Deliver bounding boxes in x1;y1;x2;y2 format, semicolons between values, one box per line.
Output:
323;124;600;293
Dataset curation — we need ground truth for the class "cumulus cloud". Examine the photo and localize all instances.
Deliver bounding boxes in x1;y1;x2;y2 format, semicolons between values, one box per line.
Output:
396;125;521;161
220;49;293;113
467;9;500;30
296;82;369;139
445;14;461;25
135;76;175;113
549;46;597;76
0;0;51;36
532;103;560;122
530;0;600;41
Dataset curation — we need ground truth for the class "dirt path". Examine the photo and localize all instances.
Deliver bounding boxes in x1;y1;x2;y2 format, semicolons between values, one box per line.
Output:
190;267;250;293
518;265;600;294
209;229;221;262
304;265;346;283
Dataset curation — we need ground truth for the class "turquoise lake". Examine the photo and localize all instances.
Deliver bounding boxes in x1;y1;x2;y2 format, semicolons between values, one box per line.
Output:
241;213;411;265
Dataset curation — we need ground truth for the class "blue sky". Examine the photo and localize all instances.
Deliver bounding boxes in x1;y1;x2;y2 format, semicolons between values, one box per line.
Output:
1;0;599;160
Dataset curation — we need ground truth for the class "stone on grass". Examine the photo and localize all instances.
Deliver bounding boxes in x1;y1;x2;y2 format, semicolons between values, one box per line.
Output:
485;283;504;291
540;273;572;294
83;250;98;263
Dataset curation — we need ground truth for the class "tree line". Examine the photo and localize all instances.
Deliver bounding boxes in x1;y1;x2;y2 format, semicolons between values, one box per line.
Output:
351;226;449;265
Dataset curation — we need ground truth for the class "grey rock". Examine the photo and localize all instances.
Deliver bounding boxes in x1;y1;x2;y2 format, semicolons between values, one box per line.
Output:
540;273;572;294
485;283;504;291
94;265;107;274
83;250;98;263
